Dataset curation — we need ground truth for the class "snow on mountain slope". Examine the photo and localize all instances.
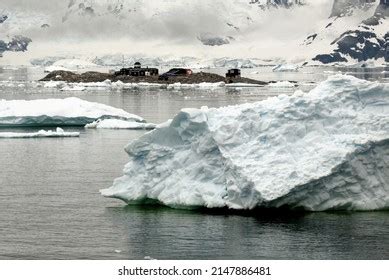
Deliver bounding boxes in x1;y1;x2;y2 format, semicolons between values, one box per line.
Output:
101;75;389;211
330;0;377;17
305;0;389;65
1;1;387;66
250;0;305;9
0;0;329;65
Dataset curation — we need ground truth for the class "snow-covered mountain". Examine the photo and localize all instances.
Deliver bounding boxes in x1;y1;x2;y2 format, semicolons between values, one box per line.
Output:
250;0;305;8
330;0;377;17
0;0;387;66
306;0;388;65
0;14;32;57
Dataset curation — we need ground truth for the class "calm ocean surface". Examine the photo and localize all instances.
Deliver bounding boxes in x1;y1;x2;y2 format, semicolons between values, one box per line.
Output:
0;66;388;259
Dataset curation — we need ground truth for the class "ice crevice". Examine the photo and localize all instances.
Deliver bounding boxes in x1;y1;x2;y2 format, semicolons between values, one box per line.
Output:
101;75;389;211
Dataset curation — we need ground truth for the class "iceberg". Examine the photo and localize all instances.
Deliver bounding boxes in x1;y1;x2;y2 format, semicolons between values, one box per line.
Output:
85;119;157;130
0;128;79;138
272;64;300;72
101;75;389;211
0;97;145;127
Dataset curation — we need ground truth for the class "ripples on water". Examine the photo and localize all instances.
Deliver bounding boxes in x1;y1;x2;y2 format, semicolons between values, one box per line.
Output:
0;66;388;259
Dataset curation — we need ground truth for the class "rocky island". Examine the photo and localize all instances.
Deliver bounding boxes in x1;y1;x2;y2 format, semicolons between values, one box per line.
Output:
40;69;268;86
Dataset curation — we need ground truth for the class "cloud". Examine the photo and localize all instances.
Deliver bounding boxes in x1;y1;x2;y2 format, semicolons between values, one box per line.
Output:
0;0;334;60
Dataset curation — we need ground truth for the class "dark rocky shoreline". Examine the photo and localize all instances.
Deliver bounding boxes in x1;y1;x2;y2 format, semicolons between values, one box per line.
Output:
40;70;270;85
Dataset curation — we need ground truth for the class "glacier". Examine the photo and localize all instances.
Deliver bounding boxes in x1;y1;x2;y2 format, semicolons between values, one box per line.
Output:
0;97;145;127
101;75;389;211
0;128;79;138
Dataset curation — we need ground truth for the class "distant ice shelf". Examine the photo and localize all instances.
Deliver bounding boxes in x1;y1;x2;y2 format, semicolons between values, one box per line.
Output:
101;75;389;211
0;128;79;138
0;97;147;127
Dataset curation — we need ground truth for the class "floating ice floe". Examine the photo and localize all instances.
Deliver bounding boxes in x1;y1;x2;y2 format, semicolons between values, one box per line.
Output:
43;81;67;88
167;82;226;90
101;75;389;211
0;97;145;127
268;81;296;88
85;119;157;130
60;85;86;91
225;83;264;88
272;64;300;72
0;127;79;138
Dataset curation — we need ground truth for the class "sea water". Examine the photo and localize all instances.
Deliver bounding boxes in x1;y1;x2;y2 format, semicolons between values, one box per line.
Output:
0;66;388;259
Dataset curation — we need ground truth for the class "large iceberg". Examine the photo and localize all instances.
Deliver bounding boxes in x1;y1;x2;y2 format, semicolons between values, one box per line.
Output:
101;75;389;211
0;97;145;127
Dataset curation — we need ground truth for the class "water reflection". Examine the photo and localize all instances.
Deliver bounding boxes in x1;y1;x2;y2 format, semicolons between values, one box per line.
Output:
105;205;389;260
335;66;389;81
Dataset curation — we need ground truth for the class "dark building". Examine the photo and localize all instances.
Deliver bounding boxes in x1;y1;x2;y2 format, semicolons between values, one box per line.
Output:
226;69;241;78
115;62;159;77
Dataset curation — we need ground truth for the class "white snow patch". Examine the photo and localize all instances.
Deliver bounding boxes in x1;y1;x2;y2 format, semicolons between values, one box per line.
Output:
101;75;389;211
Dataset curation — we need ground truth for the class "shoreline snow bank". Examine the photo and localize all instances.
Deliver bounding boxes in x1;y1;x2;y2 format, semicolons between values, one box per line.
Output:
0;128;79;138
43;80;264;91
44;65;71;73
0;97;145;127
3;79;291;91
101;75;389;211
